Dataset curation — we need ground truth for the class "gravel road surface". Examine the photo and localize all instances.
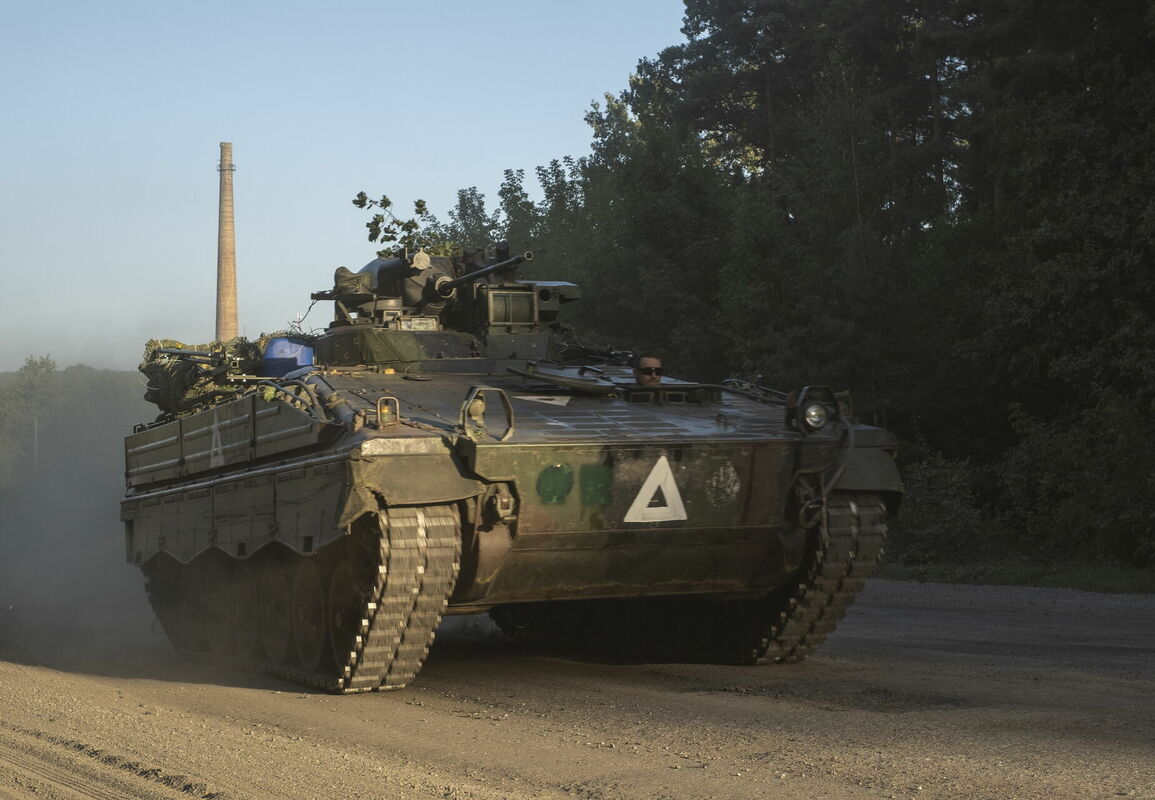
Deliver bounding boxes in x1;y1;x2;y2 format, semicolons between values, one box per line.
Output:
0;579;1151;800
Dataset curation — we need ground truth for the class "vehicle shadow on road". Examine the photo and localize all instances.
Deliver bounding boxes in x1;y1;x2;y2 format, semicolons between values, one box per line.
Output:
0;601;289;692
0;605;549;694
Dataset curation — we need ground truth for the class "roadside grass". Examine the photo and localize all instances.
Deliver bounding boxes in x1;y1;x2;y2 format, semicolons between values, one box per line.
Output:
878;557;1155;595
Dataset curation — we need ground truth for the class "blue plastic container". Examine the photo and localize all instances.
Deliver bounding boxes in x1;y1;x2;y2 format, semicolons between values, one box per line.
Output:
260;336;314;377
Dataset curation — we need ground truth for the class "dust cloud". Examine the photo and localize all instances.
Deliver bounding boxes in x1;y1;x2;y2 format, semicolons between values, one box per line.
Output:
0;364;502;671
0;366;157;658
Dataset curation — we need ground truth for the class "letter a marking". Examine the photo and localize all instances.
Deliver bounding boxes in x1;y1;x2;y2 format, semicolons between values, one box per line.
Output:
209;416;225;469
624;455;687;523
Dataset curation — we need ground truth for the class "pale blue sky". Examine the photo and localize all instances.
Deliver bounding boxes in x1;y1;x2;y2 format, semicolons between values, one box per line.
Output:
0;0;687;371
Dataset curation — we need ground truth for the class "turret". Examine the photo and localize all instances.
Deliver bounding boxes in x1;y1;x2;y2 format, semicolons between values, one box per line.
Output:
309;243;580;368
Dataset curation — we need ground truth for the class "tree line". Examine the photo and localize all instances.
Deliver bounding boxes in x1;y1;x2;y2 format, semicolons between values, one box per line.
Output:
0;358;152;490
366;1;1155;567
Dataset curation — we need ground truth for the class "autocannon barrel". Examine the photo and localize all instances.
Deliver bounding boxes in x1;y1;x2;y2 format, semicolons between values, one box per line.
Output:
438;251;533;295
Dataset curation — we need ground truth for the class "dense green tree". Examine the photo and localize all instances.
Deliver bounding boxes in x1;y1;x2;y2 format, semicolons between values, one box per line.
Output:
953;1;1155;561
0;357;59;484
496;169;541;254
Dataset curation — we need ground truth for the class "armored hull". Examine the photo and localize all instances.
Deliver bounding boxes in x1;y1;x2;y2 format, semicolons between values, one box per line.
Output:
123;251;902;691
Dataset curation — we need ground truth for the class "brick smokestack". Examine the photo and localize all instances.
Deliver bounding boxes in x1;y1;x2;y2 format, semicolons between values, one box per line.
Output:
216;141;238;341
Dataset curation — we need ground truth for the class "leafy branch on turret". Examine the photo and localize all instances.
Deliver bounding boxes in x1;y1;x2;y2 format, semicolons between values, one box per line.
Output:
352;192;457;258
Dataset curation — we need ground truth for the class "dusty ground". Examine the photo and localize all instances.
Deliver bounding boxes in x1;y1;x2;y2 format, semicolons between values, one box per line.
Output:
0;579;1151;800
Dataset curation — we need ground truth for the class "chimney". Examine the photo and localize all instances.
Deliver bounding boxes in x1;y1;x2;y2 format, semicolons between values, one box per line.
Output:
216;142;238;341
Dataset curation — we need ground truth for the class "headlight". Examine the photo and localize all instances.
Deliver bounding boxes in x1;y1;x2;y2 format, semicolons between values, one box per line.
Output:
803;402;829;431
786;385;840;434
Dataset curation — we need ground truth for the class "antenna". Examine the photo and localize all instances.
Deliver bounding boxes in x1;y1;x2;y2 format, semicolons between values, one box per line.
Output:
216;142;238;341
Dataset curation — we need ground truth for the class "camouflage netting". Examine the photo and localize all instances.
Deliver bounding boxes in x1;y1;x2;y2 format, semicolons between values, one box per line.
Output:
140;337;262;415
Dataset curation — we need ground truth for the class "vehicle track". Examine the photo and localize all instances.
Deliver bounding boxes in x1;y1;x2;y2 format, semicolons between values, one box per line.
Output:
144;503;461;693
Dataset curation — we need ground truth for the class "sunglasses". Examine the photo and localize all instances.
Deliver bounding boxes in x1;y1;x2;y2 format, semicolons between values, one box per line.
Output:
636;366;663;376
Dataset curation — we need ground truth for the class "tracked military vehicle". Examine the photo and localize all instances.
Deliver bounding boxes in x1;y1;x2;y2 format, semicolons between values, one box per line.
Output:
122;244;903;692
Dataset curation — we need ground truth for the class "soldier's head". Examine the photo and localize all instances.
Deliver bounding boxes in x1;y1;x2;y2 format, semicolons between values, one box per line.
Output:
632;353;663;386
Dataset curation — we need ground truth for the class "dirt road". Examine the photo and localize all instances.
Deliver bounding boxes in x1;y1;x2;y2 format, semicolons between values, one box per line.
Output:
0;579;1151;800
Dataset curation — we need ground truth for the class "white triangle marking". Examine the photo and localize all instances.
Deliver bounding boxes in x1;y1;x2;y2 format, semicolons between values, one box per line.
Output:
624;455;687;523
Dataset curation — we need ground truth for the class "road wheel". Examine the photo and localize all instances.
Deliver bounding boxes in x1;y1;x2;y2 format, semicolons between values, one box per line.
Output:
231;558;260;658
203;557;236;657
327;559;367;668
292;559;327;671
258;556;294;665
176;561;206;653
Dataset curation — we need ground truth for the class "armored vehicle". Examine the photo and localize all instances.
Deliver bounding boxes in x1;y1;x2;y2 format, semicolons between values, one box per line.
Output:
122;245;902;692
